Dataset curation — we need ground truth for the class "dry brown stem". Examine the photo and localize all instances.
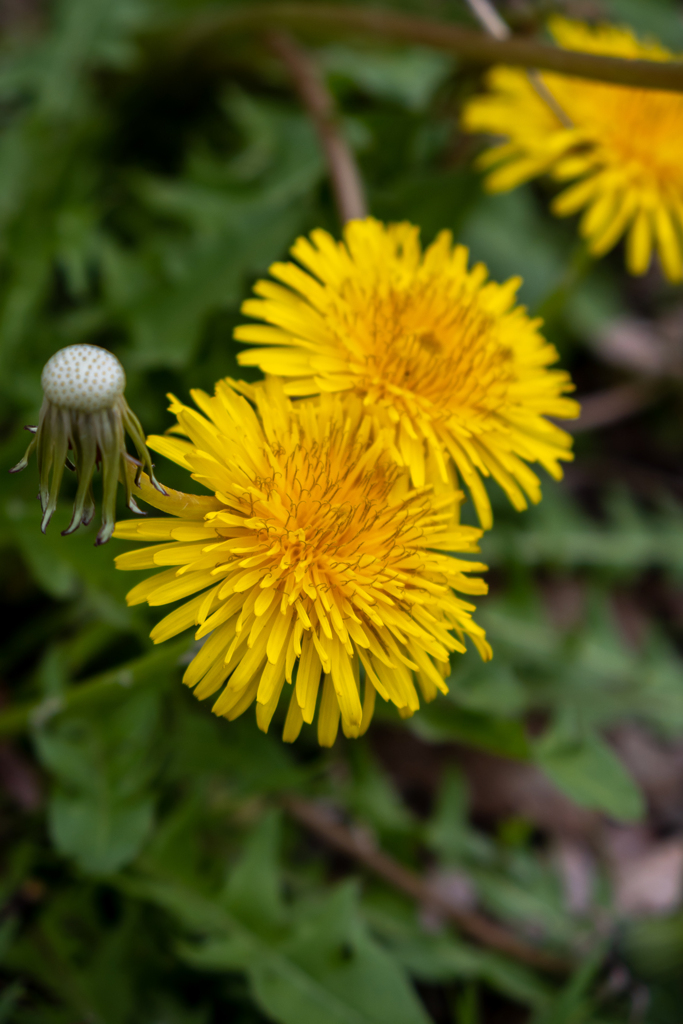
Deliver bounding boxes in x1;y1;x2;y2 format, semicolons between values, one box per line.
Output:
185;5;683;93
266;29;367;223
283;793;573;974
570;381;659;432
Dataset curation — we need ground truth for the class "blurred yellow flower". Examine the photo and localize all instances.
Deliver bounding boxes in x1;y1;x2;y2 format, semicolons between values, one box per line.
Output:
463;18;683;282
236;218;578;530
114;380;490;747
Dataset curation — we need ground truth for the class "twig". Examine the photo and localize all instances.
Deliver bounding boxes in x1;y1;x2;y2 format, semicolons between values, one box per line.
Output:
182;5;683;94
463;0;509;41
569;382;659;433
283;793;573;974
463;0;573;126
267;29;367;223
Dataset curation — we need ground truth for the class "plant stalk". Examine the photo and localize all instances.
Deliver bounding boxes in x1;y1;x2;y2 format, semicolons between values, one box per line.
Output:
182;4;683;93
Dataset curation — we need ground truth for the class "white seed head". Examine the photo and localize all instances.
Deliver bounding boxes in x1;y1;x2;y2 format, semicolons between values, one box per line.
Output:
41;345;126;414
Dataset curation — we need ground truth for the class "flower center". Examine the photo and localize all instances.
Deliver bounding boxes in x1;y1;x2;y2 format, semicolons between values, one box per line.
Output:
333;283;516;416
550;76;683;185
226;434;430;598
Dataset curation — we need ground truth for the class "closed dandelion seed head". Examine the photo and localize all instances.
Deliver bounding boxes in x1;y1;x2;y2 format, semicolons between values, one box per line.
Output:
235;217;579;530
462;18;683;283
42;345;126;413
114;380;491;747
11;344;165;545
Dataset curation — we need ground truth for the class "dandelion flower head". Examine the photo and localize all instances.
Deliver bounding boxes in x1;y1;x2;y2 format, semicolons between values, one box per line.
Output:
114;380;491;747
462;18;683;282
235;217;578;530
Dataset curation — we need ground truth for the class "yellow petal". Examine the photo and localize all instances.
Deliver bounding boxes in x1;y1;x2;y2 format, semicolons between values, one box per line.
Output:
654;204;683;283
626;208;654;276
317;674;341;748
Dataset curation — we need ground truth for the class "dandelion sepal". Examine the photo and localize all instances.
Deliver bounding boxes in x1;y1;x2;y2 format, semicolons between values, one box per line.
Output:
11;344;165;545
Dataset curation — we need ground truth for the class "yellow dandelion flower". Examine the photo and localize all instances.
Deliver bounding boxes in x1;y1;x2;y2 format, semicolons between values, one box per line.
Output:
114;380;491;747
235;218;579;530
462;17;683;282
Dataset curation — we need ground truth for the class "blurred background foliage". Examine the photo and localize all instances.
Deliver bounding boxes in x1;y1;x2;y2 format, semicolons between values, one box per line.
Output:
2;0;683;1021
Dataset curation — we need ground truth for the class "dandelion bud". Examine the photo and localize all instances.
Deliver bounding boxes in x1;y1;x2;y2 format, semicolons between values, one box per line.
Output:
11;344;165;545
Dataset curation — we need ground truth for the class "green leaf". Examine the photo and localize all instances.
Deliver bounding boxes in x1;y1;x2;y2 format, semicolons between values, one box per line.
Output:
603;0;683;49
6;502;79;599
178;883;432;1024
472;868;576;946
410;702;530;760
33;0;155;117
255;883;431;1024
346;745;414;835
222;812;287;937
365;902;550;1009
535;730;644;822
460;187;620;323
447;658;526;717
529;950;604;1024
320;44;452;111
482;483;683;580
624;911;683;977
103;100;325;371
476;584;683;738
424;768;492;865
49;789;154;878
34;688;160;873
2;496;137;610
127;815;431;1024
0;980;24;1024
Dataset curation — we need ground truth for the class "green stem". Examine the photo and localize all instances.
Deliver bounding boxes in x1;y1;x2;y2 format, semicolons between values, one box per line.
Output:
535;242;594;330
181;4;683;93
0;639;188;735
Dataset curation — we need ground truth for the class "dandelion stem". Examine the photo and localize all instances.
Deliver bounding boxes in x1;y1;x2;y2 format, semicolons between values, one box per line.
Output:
266;29;367;223
0;640;187;736
283;793;574;974
184;4;683;94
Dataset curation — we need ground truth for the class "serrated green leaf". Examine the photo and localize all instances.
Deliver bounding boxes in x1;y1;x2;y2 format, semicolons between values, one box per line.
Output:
365;902;550;1009
424;767;487;864
222;812;287;937
346;745;414;834
320;44;452;111
535;731;644;822
255;883;431;1024
127;823;431;1024
410;702;530;760
482;483;683;579
49;790;154;876
34;688;160;873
